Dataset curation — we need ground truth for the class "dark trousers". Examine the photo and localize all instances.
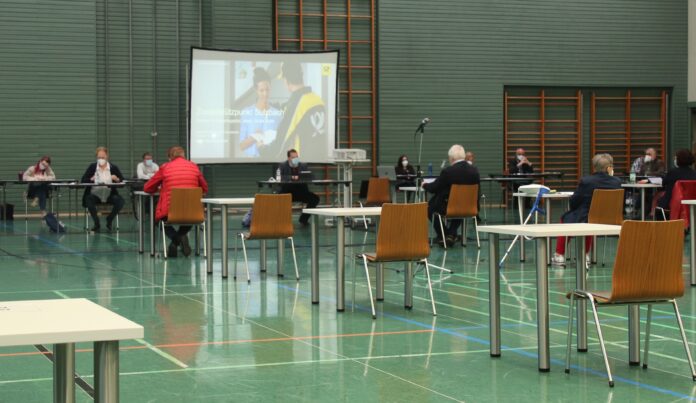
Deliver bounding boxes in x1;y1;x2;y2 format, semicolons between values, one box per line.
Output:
282;185;319;223
85;193;124;226
164;224;192;243
27;183;50;210
428;203;462;239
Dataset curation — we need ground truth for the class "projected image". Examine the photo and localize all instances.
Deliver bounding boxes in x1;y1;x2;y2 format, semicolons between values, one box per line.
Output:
190;49;338;164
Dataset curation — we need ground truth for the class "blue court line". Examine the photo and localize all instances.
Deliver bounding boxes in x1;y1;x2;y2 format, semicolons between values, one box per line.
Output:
276;283;696;401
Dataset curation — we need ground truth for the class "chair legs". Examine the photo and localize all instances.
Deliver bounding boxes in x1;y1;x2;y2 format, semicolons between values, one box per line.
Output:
161;221;168;259
565;293;576;374
473;216;480;248
361;255;377;319
239;234;251;283
423;258;437;316
588;296;614;387
359;201;368;230
436;214;446;250
672;300;696;380
643;304;652;369
289;237;300;281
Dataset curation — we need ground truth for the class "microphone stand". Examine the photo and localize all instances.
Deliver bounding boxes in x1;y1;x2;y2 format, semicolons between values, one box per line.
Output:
414;123;426;189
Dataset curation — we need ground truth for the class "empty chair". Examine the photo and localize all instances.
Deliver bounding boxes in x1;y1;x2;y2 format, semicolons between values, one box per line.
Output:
565;220;696;387
434;184;480;248
159;187;206;259
234;194;299;282
359;177;392;229
587;189;624;266
358;203;436;319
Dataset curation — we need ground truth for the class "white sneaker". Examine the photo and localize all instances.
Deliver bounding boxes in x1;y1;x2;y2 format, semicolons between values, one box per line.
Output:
552;253;566;266
585;253;591;271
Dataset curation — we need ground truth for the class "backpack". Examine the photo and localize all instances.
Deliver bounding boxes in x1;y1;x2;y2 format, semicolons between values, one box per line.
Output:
44;213;66;233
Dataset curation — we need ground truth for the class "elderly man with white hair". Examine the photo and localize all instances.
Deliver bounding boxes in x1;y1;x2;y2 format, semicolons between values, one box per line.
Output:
422;144;480;247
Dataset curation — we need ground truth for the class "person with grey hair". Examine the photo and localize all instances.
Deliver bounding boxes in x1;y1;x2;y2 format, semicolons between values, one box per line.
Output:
630;147;665;176
552;153;622;266
423;144;480;246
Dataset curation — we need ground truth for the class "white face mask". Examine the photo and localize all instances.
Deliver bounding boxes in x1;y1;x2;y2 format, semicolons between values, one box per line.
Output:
97;158;107;166
466;160;473;165
39;162;47;170
674;158;679;168
644;155;653;163
608;167;614;176
145;159;153;167
401;160;408;167
516;154;524;161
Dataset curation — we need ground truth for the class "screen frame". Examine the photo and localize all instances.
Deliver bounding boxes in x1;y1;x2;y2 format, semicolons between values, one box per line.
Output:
187;46;340;165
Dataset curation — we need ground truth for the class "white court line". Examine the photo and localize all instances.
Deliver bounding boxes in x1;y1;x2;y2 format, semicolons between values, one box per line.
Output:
134;339;188;369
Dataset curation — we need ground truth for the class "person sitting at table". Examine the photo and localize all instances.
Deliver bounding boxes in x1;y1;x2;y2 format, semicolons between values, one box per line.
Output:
144;146;208;257
278;149;319;226
422;144;480;247
508;147;533;174
552;153;621;266
81;147;125;232
631;147;666;177
136;152;159;180
22;155;55;216
655;149;696;215
395;154;417;201
465;151;475;165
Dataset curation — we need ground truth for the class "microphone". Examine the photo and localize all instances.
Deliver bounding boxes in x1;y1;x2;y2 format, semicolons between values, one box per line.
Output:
414;117;431;135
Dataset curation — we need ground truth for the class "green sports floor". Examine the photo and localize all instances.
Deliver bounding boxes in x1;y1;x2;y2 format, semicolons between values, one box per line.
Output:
1;209;696;402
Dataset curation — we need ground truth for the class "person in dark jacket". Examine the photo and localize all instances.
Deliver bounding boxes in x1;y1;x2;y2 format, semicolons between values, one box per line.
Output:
423;144;480;246
395;154;416;201
278;149;319;225
81;147;125;232
657;149;696;211
552;153;622;265
508;147;534;174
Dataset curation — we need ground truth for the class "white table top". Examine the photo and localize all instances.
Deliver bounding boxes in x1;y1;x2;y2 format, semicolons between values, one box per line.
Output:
398;186;425;192
303;207;382;217
0;298;143;347
621;183;661;188
682;200;696;205
201;198;255;205
513;192;573;199
133;191;160;196
477;223;622;237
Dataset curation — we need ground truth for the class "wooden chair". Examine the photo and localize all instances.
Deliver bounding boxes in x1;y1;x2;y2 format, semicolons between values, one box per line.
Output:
358;203;436;319
434;184;480;248
359;177;392;229
588;189;624;266
564;220;696;387
159;187;206;259
234;194;299;283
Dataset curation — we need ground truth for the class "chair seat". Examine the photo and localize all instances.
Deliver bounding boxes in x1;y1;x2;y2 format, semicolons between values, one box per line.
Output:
361;252;426;263
567;290;672;305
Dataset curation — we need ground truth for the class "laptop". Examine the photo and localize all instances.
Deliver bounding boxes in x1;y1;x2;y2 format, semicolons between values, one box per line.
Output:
376;165;396;180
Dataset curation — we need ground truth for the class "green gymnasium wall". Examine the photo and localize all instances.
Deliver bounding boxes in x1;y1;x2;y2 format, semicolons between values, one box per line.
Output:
0;0;689;209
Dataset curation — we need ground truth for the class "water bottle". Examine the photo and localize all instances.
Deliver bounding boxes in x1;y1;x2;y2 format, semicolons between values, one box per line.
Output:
427;163;433;176
275;167;281;182
629;168;636;184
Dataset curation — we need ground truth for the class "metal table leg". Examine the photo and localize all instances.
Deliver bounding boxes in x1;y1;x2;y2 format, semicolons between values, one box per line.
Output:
94;340;119;403
536;238;550;371
628;305;641;365
54;343;75;403
260;240;267;272
137;195;144;254
691;205;696;286
518;195;525;261
311;215;319;304
149;194;155;257
641;188;646;221
376;263;384;301
546;201;551;264
576;237;588;351
277;239;284;277
336;217;345;311
206;205;213;274
404;262;413;308
221;205;228;278
489;233;501;357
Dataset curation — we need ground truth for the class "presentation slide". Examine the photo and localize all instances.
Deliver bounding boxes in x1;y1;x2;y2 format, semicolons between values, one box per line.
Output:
189;48;338;164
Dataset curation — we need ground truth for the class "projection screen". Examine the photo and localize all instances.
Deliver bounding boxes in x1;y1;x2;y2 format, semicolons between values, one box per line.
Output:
189;48;339;164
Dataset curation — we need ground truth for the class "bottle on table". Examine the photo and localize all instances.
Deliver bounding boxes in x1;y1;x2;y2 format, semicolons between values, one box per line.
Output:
629;168;636;184
427;163;433;176
275;167;281;181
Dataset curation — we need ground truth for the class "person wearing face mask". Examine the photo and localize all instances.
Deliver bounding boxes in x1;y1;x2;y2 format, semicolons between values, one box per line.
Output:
278;149;319;226
22;155;56;216
395;155;417;201
552;153;622;266
137;152;159;180
144;146;208;257
631;147;666;177
656;149;696;213
81;146;125;232
507;148;534;174
465;151;475;166
422;144;480;247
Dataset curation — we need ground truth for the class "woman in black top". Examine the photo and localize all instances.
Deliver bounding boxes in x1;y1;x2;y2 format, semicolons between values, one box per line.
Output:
657;149;696;210
395;155;417;201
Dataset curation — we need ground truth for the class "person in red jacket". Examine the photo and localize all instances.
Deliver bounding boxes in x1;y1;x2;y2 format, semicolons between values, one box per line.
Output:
144;146;208;257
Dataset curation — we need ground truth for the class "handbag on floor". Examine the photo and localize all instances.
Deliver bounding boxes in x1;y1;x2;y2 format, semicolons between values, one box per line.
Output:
44;212;66;233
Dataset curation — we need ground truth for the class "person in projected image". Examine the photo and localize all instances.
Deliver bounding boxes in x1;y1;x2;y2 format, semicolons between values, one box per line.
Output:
259;62;327;159
238;67;282;157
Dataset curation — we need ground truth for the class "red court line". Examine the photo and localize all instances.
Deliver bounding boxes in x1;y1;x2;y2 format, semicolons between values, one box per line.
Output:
0;328;434;358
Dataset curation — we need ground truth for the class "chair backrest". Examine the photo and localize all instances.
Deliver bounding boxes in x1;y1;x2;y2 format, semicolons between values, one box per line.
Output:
670;180;696;226
445;184;479;218
609;220;685;302
249;193;294;239
588;189;624;225
375;203;430;261
366;177;391;205
167;187;205;224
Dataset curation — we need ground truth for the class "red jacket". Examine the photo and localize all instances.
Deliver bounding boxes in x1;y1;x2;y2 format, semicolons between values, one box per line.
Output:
144;157;208;221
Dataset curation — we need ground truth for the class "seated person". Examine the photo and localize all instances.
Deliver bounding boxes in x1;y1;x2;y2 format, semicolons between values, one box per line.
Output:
631;147;666;176
279;149;319;226
465;151;475;166
423;144;480;246
137;152;159;180
395;155;416;201
552;153;621;266
23;155;55;217
144;146;208;257
81;147;125;232
508;147;533;174
656;149;696;214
